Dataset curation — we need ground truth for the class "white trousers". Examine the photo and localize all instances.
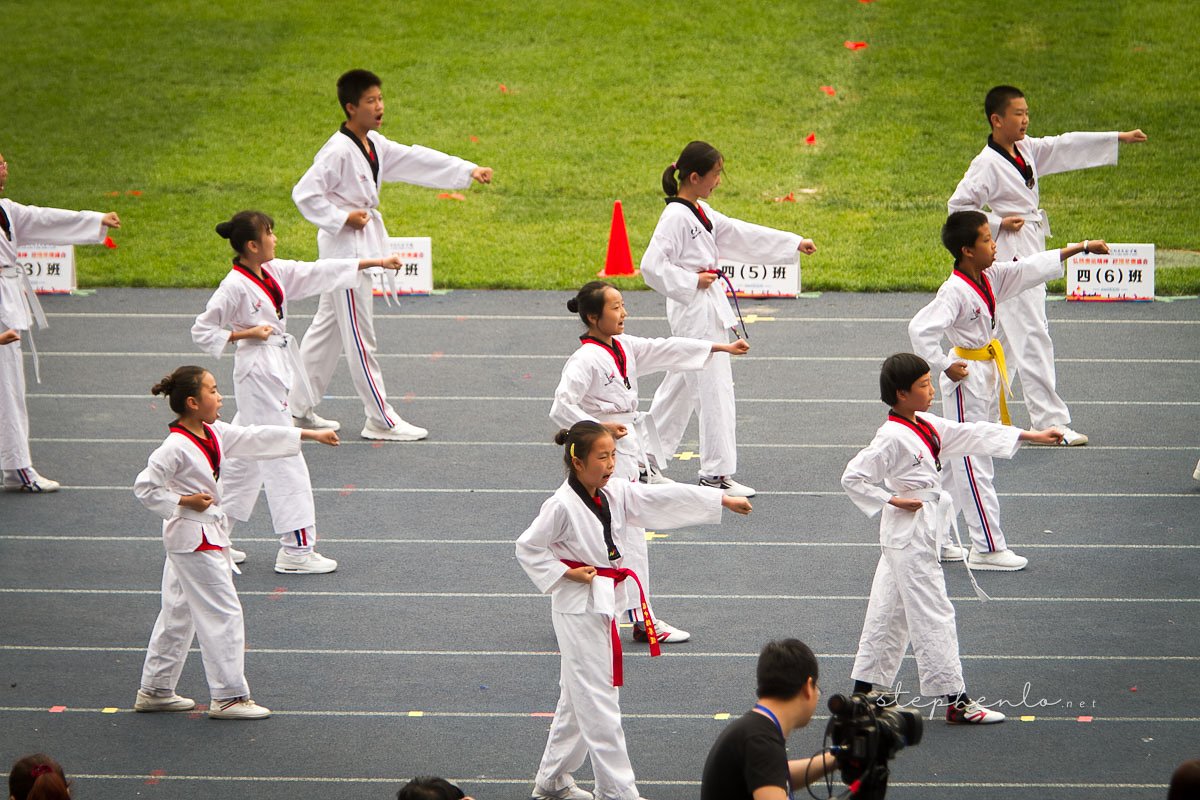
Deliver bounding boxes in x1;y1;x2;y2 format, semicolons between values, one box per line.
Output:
140;550;250;701
0;337;32;470
647;326;736;478
851;525;965;697
291;272;401;429
220;369;317;553
535;611;640;800
941;377;1009;553
996;283;1071;429
611;460;655;624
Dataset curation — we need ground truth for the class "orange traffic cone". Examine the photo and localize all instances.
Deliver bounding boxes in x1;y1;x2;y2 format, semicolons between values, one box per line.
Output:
598;200;638;277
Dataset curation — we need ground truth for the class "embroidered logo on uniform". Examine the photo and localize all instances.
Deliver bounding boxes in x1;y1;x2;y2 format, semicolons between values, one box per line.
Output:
911;451;925;468
688;225;702;240
968;305;982;323
251;298;263;314
602;370;618;386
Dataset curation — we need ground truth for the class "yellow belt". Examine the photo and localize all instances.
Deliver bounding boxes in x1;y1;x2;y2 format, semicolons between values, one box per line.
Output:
953;339;1012;425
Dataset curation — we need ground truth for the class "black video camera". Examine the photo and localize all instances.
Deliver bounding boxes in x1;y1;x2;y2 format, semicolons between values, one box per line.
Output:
824;693;923;800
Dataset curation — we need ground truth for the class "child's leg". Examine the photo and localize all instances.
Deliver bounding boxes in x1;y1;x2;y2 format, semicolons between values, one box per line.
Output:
0;335;32;471
541;610;640;800
140;557;196;694
293;291;343;419
534;674;590;793
997;284;1071;429
892;532;965;697
695;351;737;478
942;380;1009;553
646;370;698;470
165;550;250;701
852;552;910;689
334;274;402;430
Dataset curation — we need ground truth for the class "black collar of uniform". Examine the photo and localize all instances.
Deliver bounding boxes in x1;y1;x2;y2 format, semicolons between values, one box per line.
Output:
568;474;619;561
339;124;380;185
579;334;630;389
987;135;1034;189
0;204;11;242
665;196;713;233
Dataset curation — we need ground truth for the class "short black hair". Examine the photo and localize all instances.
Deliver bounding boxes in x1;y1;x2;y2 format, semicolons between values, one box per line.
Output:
941;210;989;266
756;638;819;700
880;353;931;406
985;85;1024;123
337;69;382;117
396;776;465;800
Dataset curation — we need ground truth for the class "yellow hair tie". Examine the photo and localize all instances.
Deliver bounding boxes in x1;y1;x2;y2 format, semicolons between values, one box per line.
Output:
570;442;576;459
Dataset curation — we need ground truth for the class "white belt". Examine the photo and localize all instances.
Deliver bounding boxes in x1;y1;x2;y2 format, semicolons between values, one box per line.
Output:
1;265;48;383
238;332;317;410
1011;209;1052;238
907;488;990;602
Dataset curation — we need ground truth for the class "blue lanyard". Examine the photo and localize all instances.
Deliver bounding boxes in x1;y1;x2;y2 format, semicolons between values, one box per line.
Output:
753;704;793;800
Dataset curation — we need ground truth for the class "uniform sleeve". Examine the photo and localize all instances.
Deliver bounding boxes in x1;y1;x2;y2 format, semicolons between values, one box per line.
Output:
908;294;957;377
623;334;711;375
7;202;106;246
708;205;803;264
293;149;353;235
214;421;302;461
988;250;1064;302
947;167;1003;238
191;284;237;359
640;218;702;305
1025;132;1118;178
621;482;723;530
549;357;599;429
271;258;360;302
375;139;476;189
924;414;1021;460
841;438;896;517
515;498;571;593
134;445;184;520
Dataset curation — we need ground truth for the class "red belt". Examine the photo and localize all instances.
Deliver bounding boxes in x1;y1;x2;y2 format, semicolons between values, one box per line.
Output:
560;560;661;686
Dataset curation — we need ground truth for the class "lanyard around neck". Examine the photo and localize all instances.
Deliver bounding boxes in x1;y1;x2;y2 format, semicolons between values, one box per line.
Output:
753;704;793;800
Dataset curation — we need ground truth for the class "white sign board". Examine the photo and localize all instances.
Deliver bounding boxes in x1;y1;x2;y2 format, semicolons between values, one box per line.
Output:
15;244;76;294
372;237;433;296
714;258;800;298
1066;244;1154;302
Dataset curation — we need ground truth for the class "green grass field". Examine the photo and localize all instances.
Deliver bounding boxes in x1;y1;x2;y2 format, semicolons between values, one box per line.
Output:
4;0;1198;293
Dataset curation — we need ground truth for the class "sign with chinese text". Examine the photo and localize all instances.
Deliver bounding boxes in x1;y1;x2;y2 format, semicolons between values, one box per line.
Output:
1066;244;1154;302
714;258;800;298
15;244;76;294
372;237;433;296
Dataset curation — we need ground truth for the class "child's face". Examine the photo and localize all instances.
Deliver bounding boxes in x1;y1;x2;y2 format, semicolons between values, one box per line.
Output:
572;434;617;490
346;86;385;132
689;160;724;198
187;372;223;423
898;372;936;413
591;288;627;337
967;223;997;268
991;96;1029;142
251;227;278;263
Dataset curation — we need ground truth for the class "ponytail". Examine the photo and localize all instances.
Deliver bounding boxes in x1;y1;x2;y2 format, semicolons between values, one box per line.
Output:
9;754;70;800
566;281;613;328
554;421;610;475
663;141;723;196
215;210;275;256
151;365;209;415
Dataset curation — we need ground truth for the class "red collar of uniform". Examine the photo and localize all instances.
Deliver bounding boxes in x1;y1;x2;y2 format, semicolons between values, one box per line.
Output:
580;335;631;390
232;261;284;320
952;268;996;319
169;422;221;479
887;412;942;471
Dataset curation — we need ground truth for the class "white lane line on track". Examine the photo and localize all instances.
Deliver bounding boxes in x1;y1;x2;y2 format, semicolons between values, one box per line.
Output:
39;486;1200;497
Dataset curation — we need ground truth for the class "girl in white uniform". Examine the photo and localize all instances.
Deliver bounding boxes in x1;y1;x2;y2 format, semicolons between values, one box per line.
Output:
551;281;749;644
947;85;1147;443
517;421;751;800
0;151;120;492
133;367;339;719
192;211;405;573
842;353;1061;724
290;69;493;441
642;141;816;498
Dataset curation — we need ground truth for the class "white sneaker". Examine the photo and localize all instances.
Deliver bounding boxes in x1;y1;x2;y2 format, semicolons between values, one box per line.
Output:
699;475;756;497
939;545;967;563
293;411;340;432
531;780;594;800
208;696;271;720
1193;459;1200;482
640;464;675;485
946;699;1005;724
1053;425;1088;446
228;547;247;565
134;690;196;712
361;418;428;441
968;548;1028;571
274;549;337;574
634;618;691;644
3;467;60;493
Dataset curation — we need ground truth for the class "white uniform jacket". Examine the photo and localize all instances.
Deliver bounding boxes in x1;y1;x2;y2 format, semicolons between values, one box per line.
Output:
550;334;711;472
191;258;359;388
841;412;1021;549
0;199;104;330
134;421;301;553
516;479;723;617
947;133;1117;260
641;200;801;338
908;251;1063;380
292;127;477;261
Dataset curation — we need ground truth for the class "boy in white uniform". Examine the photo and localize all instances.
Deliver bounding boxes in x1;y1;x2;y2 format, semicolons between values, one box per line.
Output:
909;211;1109;571
947;85;1146;444
842;353;1062;724
0;151;120;492
291;69;494;441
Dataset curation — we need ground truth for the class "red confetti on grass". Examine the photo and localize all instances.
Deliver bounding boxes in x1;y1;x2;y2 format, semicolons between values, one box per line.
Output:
48;706;66;713
499;83;509;94
804;133;817;145
469;135;480;143
844;41;869;50
105;191;120;197
103;236;117;249
339;484;356;496
860;0;876;4
773;192;797;203
127;190;143;196
145;769;167;786
820;85;836;96
437;192;466;201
